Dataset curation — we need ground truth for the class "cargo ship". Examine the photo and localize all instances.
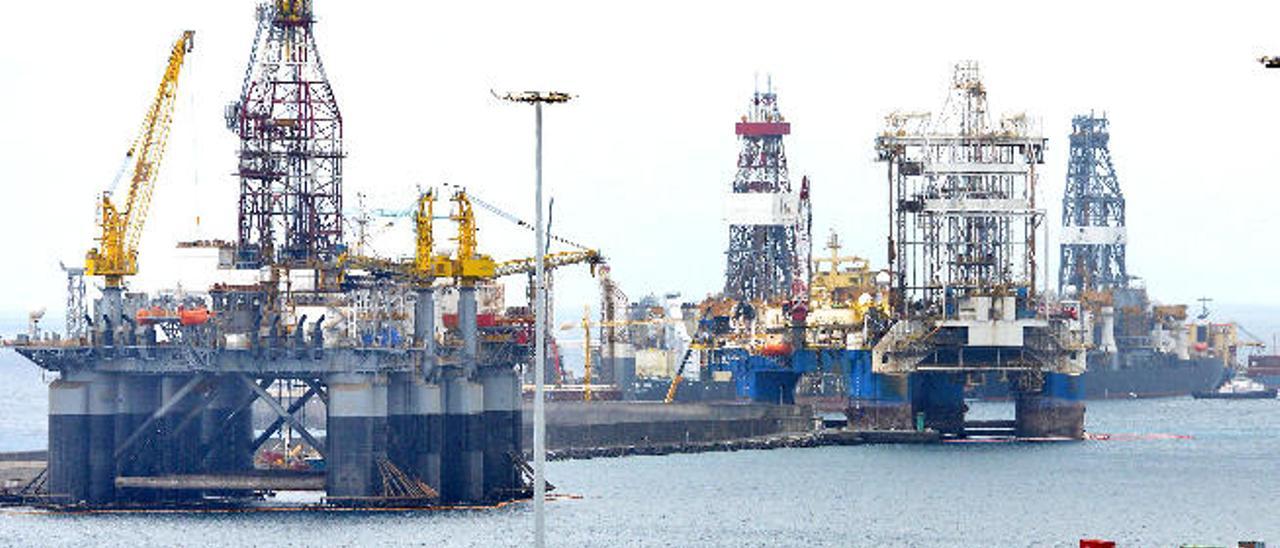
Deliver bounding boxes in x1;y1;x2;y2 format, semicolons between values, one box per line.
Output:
969;287;1233;400
1245;353;1280;389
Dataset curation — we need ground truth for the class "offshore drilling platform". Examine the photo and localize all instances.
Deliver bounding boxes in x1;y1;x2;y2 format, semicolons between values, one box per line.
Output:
9;1;538;508
866;62;1087;437
671;64;1091;440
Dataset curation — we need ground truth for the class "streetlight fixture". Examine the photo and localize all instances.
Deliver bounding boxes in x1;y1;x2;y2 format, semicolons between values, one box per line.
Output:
494;89;574;548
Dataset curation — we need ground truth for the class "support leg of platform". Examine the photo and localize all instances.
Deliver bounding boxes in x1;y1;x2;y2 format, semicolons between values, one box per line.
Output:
442;375;484;503
845;351;914;430
1015;372;1085;439
481;366;520;498
326;373;376;498
48;375;90;504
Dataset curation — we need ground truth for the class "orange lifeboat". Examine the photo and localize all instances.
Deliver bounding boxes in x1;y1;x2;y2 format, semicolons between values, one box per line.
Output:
135;306;170;325
759;343;792;357
179;307;214;326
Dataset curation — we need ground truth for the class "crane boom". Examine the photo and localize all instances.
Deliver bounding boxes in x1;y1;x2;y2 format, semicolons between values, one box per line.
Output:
85;30;195;287
467;191;593;251
493;249;603;278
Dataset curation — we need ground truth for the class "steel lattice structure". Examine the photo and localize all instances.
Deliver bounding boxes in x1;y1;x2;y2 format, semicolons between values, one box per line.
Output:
875;62;1045;318
723;83;800;302
1059;114;1126;294
227;0;344;268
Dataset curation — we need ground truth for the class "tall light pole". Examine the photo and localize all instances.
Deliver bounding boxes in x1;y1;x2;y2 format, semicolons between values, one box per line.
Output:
495;89;573;548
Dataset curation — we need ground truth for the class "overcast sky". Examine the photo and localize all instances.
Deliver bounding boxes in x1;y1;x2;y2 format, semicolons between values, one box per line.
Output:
2;0;1279;329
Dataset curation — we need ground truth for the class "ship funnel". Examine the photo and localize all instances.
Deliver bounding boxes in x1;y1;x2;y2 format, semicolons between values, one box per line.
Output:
1174;324;1190;360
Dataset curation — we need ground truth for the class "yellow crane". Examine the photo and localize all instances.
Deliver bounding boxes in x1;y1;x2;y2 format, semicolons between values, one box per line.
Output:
341;189;454;284
85;31;195;288
581;305;593;401
449;188;496;284
493;249;603;278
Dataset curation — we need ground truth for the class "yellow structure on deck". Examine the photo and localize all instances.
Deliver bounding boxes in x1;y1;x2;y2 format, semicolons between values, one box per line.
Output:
449;189;496;284
85;30;195;288
494;249;602;278
581;305;593;401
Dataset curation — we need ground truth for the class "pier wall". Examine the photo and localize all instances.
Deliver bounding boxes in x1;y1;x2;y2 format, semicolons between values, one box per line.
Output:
523;402;813;451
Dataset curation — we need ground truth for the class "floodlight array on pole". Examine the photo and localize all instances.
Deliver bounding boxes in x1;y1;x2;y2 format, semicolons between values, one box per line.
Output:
495;89;573;548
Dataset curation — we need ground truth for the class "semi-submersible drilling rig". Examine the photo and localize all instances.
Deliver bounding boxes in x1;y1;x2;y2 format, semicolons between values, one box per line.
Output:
9;1;561;508
689;64;1087;439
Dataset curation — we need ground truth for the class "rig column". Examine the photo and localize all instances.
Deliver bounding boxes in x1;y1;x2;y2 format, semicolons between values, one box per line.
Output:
912;373;966;435
845;351;914;430
387;374;410;478
396;373;443;491
326;373;378;498
86;372;118;504
458;285;478;363
414;288;435;352
442;375;484;503
372;373;390;483
480;365;521;499
1015;372;1086;439
47;375;90;504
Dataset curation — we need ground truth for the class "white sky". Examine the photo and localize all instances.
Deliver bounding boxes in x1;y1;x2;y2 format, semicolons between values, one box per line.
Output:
2;0;1280;328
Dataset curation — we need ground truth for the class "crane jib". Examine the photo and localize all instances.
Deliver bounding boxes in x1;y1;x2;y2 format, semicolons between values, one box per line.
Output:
84;30;195;287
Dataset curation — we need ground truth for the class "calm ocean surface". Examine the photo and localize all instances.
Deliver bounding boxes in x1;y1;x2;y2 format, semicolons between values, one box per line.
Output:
1;349;1277;547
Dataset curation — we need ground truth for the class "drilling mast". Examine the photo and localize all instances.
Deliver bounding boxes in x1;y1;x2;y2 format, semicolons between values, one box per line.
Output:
226;0;344;269
1060;114;1127;294
723;79;803;303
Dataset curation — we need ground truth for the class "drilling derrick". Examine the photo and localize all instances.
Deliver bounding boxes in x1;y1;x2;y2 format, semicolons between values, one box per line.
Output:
723;81;801;302
1060;114;1126;294
865;62;1087;439
877;62;1044;318
227;0;344;268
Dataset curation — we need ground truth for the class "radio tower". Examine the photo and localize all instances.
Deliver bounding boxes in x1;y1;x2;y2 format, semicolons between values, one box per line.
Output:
724;78;802;302
1059;114;1126;294
226;0;344;268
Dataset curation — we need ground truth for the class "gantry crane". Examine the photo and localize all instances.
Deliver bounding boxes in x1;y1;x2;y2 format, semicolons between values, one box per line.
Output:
85;31;195;290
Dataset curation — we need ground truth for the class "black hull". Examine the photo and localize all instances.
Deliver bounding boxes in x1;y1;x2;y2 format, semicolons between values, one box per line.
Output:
1192;389;1277;400
631;378;737;402
971;351;1227;400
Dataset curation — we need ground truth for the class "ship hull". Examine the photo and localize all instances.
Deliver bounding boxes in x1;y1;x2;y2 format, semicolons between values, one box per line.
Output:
971;351;1227;400
630;378;737;402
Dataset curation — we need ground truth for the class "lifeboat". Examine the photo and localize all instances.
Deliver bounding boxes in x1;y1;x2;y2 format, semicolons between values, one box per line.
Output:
759;343;792;357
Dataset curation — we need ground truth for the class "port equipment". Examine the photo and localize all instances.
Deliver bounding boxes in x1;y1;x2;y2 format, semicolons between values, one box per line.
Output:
227;0;344;269
869;62;1087;438
85;31;195;289
1060;114;1127;293
723;77;810;303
